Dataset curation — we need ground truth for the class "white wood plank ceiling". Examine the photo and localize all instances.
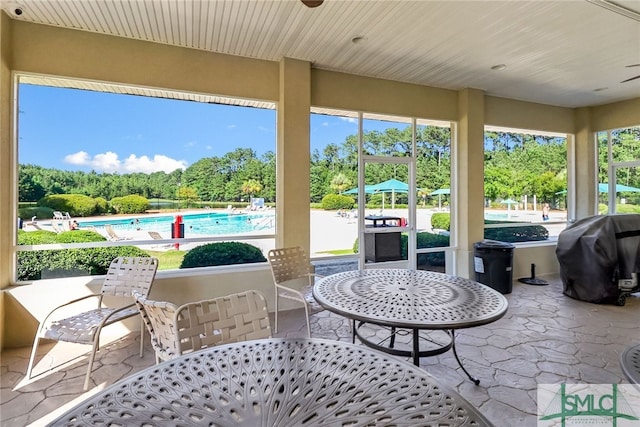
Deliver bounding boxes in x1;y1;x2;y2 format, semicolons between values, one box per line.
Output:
4;0;640;109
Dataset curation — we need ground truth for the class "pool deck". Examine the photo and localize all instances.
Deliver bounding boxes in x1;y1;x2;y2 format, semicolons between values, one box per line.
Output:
22;207;567;257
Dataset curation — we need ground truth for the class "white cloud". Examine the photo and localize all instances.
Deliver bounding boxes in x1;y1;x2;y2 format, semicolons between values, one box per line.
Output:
340;117;357;123
64;151;91;165
64;151;187;173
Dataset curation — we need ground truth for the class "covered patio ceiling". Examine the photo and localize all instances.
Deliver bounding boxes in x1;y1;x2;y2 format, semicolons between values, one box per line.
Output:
3;0;640;109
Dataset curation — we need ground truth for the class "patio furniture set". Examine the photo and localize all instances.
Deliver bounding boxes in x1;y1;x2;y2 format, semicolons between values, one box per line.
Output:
30;247;512;426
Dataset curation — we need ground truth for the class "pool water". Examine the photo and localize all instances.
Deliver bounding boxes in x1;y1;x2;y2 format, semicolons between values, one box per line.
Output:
484;213;509;220
78;212;274;236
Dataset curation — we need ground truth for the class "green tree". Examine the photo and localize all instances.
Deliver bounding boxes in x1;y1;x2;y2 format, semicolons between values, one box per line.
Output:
177;186;199;208
330;173;352;194
241;179;263;199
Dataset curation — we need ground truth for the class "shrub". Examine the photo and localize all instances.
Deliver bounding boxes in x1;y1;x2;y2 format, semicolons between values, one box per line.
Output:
16;230;148;281
38;194;98;217
94;197;109;214
430;213;549;243
321;194;355;210
485;225;548;242
110;195;150;214
18;206;55;221
55;230;107;243
17;229;58;245
180;242;266;268
430;213;450;231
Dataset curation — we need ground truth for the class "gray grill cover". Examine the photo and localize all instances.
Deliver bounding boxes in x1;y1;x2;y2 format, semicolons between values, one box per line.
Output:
556;214;640;304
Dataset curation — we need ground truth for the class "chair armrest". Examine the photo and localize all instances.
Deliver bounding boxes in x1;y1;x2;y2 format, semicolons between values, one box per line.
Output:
97;302;137;326
39;294;101;330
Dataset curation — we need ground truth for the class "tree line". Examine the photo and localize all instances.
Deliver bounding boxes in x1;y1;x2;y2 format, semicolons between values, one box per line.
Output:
20;125;625;207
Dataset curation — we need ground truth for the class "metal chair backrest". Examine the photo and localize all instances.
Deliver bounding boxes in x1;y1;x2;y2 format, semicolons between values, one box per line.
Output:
176;290;272;355
268;246;313;285
133;290;180;362
134;290;271;362
101;256;159;298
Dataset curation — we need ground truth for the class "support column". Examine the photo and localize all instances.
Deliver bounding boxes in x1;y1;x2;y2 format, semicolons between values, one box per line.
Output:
572;107;597;219
455;88;485;278
276;58;311;251
0;13;15;351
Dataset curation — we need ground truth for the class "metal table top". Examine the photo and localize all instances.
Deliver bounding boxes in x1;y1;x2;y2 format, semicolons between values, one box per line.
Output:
621;343;640;385
313;269;509;330
48;338;494;427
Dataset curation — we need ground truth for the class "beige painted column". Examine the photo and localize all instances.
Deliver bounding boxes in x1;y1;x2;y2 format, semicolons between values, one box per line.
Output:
455;88;485;278
276;58;311;251
0;13;14;350
573;107;597;219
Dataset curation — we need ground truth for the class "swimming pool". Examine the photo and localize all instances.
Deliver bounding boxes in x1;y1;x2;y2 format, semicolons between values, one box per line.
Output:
78;211;275;236
484;213;509;220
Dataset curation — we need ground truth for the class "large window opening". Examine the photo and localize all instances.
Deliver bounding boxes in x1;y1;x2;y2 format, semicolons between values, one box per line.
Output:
310;108;453;272
15;75;276;282
597;127;640;215
483;126;568;243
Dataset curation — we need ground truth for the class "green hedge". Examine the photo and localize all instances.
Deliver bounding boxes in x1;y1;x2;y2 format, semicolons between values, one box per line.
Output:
321;194;355;210
18;206;55;221
38;194;99;217
110;195;150;214
180;242;266;268
484;225;548;242
16;229;149;281
430;213;549;243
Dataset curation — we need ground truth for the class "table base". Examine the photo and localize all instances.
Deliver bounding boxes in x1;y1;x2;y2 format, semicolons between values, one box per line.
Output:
353;320;481;385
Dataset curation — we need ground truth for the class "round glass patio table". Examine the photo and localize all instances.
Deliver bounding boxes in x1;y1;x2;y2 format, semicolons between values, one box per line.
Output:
47;338;494;426
313;269;509;384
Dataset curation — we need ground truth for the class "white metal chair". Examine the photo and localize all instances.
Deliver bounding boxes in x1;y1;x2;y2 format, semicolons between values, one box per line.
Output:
26;256;159;390
267;246;324;337
134;290;272;363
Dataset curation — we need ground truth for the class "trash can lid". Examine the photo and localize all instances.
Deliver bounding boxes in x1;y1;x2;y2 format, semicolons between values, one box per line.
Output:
473;239;515;249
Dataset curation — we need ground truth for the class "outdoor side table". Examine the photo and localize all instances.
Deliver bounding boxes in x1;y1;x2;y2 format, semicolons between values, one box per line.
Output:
47;338;494;426
313;269;509;384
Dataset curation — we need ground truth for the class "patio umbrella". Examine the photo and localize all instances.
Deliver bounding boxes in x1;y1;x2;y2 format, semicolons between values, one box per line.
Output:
598;183;640;193
429;188;450;210
500;198;519;217
368;179;409;210
344;179;409;210
557;183;640;195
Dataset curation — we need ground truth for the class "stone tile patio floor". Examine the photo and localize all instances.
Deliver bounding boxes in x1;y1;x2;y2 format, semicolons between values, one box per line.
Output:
2;274;639;426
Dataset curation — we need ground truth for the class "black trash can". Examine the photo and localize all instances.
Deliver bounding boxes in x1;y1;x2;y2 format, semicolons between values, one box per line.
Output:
473;239;515;294
171;222;185;238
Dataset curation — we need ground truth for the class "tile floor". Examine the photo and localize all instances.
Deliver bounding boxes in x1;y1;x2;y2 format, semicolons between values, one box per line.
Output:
2;274;639;426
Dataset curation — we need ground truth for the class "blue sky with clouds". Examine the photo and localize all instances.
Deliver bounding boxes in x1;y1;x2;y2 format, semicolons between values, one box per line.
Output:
18;83;364;174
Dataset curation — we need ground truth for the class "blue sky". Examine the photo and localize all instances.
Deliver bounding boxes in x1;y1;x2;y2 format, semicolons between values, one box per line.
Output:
18;83;360;174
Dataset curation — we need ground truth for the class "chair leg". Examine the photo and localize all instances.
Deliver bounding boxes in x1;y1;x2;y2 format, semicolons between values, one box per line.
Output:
83;338;103;391
303;303;311;338
26;335;42;380
139;316;145;358
274;292;279;334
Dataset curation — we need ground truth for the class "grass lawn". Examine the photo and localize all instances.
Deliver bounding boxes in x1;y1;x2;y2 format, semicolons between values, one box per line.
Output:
145;250;186;270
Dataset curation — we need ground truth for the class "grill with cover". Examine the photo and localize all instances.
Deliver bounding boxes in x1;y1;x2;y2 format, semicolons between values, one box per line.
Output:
556;214;640;305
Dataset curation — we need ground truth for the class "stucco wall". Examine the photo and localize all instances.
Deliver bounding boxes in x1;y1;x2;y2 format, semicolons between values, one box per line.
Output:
1;16;639;349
